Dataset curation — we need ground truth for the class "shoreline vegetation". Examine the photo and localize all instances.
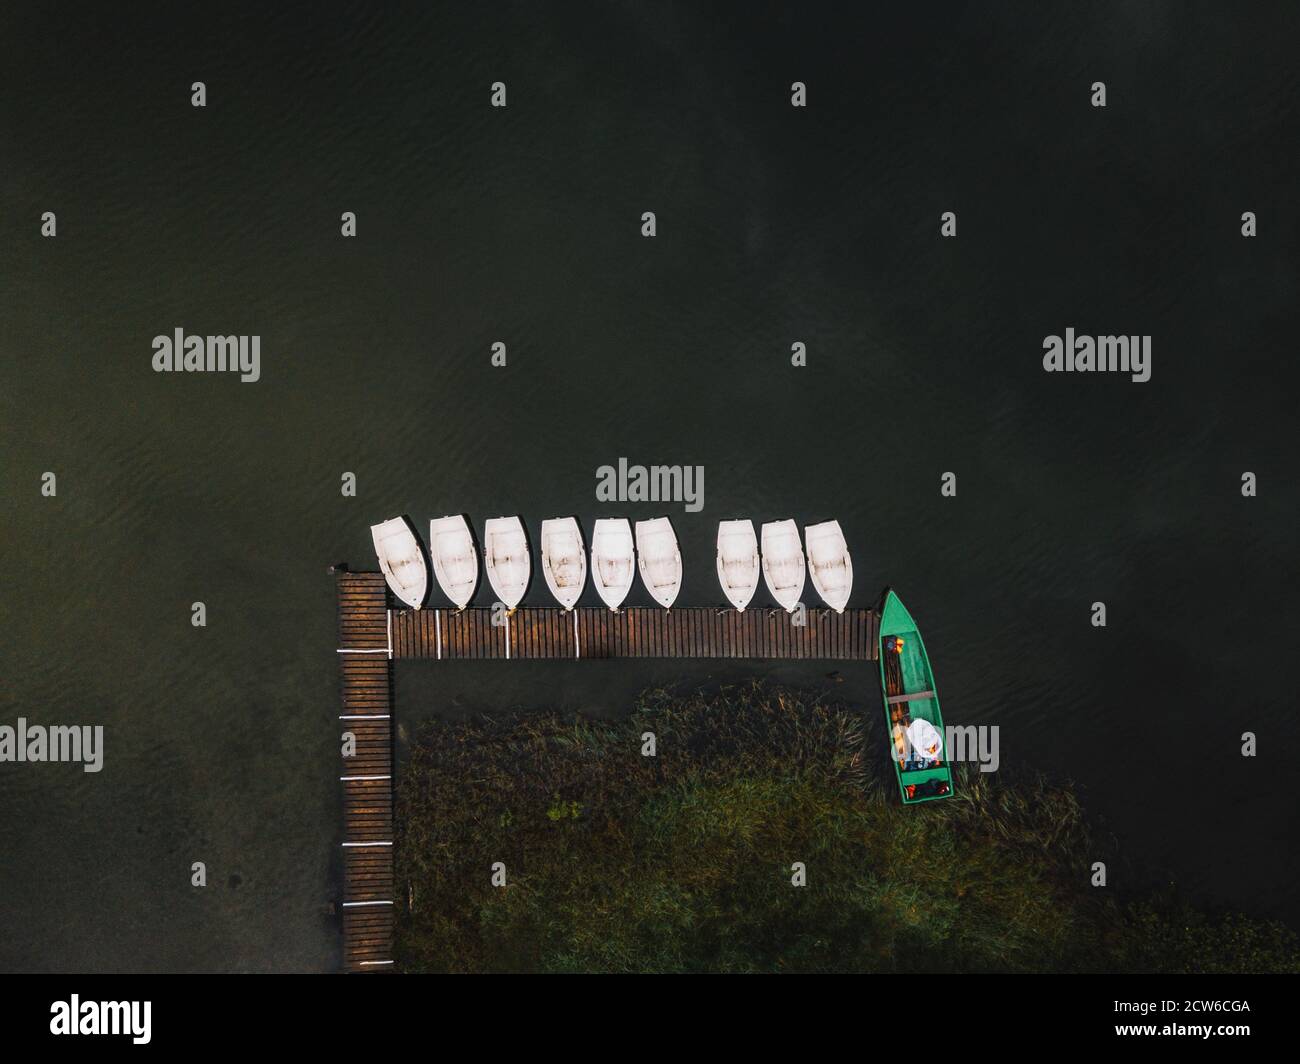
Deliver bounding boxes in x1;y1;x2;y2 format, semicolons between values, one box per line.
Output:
393;683;1297;974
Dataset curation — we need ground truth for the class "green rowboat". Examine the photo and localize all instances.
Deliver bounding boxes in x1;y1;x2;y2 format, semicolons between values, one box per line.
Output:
877;588;954;804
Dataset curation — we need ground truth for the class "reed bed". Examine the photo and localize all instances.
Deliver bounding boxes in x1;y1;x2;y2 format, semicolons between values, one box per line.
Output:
393;682;1297;973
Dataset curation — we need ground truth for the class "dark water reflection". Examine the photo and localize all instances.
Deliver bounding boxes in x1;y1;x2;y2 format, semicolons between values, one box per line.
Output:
1;4;1296;969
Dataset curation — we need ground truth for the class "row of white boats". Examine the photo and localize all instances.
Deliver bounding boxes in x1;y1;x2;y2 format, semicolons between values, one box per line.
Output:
371;516;854;615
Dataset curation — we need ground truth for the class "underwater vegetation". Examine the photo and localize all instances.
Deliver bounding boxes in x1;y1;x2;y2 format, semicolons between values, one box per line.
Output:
393;683;1298;974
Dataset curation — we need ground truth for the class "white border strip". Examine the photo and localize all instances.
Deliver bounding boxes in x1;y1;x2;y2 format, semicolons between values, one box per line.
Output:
337;648;389;654
386;608;393;659
358;960;395;966
340;714;390;720
340;774;392;781
505;614;511;660
342;900;394;908
435;609;442;660
341;841;392;847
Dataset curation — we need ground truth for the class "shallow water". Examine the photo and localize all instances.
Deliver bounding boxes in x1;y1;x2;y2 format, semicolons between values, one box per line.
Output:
1;4;1297;970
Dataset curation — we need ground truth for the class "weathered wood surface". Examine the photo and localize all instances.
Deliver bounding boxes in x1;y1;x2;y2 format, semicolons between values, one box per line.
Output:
391;606;878;661
335;571;393;973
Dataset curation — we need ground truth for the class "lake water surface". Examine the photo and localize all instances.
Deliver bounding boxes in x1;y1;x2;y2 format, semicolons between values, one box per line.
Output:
2;3;1296;970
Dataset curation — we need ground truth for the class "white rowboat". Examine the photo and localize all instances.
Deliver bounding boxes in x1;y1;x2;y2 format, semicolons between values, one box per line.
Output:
716;519;760;611
428;515;478;609
590;518;635;611
805;519;853;612
760;519;806;613
371;517;428;610
483;516;531;610
540;517;587;611
635;517;682;609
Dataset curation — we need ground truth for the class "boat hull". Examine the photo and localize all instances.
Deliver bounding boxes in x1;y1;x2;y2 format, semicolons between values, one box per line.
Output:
371;516;428;610
760;519;806;612
540;517;587;611
483;516;531;610
877;587;954;804
716;519;759;611
428;515;478;609
805;519;852;612
635;517;682;609
591;518;635;611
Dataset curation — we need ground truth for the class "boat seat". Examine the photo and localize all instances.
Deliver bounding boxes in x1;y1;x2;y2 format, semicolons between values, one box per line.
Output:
886;690;936;704
901;767;950;785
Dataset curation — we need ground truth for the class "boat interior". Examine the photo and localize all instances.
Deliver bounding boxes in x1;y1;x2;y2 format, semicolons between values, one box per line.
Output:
882;632;951;800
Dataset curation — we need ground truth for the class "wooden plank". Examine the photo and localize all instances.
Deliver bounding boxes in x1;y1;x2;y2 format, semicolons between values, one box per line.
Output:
335;572;394;973
452;609;465;660
381;598;876;661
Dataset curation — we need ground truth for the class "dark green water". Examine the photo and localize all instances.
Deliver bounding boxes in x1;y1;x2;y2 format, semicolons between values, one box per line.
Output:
2;3;1297;971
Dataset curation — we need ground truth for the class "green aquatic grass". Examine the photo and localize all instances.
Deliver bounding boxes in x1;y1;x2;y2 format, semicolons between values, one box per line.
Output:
393;683;1298;974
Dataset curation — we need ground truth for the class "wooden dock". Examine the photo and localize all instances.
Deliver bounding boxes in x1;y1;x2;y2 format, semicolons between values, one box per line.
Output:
334;569;879;971
334;571;395;973
391;605;878;661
